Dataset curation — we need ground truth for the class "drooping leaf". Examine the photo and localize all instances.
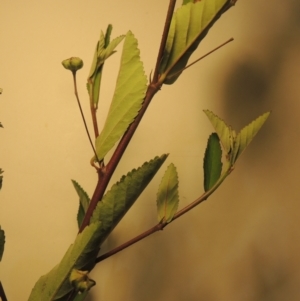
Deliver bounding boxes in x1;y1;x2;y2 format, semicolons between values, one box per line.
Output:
0;226;5;261
28;222;102;301
203;133;222;191
95;31;147;160
72;180;91;228
160;0;235;84
231;112;270;163
204;110;235;154
156;163;179;223
90;154;168;245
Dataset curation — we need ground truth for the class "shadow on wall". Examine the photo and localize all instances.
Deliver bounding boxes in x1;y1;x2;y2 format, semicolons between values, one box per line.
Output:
215;1;300;300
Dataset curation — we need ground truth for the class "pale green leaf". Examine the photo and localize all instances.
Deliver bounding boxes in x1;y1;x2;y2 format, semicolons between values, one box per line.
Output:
28;222;102;301
72;180;91;228
161;0;234;84
204;110;234;154
156;163;179;223
95;31;147;160
90;154;168;244
232;112;270;162
0;226;5;261
203;133;222;191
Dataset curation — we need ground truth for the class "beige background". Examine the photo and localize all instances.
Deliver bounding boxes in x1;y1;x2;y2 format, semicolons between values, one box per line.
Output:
1;0;300;300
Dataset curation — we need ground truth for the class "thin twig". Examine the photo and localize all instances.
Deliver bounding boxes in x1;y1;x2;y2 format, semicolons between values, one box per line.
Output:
167;38;234;80
72;72;100;164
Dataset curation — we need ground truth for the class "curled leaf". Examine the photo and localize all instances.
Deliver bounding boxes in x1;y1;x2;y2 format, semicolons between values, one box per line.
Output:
72;180;91;228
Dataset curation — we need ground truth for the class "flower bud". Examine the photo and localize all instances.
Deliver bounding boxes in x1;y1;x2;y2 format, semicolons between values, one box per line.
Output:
62;57;83;73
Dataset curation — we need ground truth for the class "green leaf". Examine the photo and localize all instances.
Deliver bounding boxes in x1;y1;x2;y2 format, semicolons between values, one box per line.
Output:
204;110;235;154
156;163;179;223
232;112;270;163
0;226;5;261
95;31;147;161
28;222;103;301
72;180;91;228
90;154;168;245
203;133;222;191
160;0;234;84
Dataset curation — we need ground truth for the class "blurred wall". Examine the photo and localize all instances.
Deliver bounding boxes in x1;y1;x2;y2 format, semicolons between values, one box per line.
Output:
1;1;300;300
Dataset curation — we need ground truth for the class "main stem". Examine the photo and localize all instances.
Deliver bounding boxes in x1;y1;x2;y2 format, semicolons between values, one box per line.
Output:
79;83;161;232
79;0;177;233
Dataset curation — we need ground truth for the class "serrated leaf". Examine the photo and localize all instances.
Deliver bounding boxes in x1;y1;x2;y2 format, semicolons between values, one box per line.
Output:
156;163;179;223
90;154;168;244
204;110;234;154
203;133;222;191
232;112;270;162
0;226;5;261
95;31;147;160
72;180;91;228
160;0;234;84
28;222;102;301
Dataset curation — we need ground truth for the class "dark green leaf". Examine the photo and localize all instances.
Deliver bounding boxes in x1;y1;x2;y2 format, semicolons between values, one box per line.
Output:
72;180;91;228
90;154;168;245
0;226;5;261
0;169;3;190
203;133;222;191
156;163;179;223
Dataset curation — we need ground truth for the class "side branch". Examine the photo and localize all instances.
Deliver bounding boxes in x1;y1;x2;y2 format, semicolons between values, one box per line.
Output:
95;166;233;263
